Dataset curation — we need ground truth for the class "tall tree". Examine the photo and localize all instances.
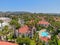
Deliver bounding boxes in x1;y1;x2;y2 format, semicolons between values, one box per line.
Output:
10;19;20;38
0;25;12;41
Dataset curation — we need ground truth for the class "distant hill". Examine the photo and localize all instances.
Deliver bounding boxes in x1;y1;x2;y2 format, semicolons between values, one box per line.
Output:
0;11;60;16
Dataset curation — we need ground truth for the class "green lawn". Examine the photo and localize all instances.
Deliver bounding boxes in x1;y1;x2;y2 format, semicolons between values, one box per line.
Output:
58;39;60;45
30;40;36;45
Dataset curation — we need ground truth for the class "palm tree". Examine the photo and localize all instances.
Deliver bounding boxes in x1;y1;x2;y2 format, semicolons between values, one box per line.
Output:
10;20;17;38
10;19;20;38
2;25;11;41
0;25;12;41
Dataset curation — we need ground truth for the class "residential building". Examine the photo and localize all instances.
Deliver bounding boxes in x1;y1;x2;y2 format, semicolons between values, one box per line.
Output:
16;25;36;38
0;17;11;28
38;20;50;27
18;25;30;37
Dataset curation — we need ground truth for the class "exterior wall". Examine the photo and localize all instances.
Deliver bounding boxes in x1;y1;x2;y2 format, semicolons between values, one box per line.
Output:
0;17;11;22
39;24;49;27
18;33;29;38
16;30;29;38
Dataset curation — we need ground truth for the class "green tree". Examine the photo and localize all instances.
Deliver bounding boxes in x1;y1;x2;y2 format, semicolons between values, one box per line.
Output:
16;37;30;45
10;19;20;38
2;25;12;41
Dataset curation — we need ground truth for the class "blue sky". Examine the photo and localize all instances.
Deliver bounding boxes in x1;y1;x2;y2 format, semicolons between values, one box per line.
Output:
0;0;60;13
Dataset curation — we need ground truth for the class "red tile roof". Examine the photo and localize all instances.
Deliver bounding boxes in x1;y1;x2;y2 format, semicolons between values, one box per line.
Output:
38;21;50;25
40;37;49;42
0;41;18;45
19;25;29;34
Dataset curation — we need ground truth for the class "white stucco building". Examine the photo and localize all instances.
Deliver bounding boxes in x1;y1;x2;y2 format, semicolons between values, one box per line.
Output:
0;17;11;27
